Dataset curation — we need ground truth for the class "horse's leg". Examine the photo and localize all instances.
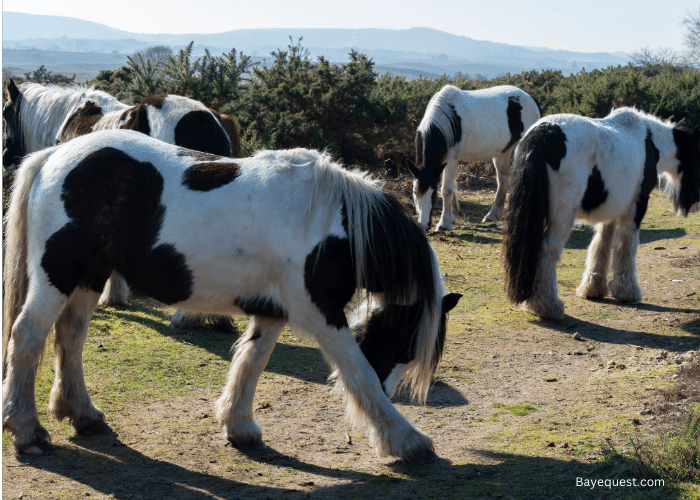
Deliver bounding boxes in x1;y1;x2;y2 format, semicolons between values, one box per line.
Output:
577;222;616;299
609;215;643;303
437;156;459;231
313;316;433;461
482;154;511;222
524;210;576;320
3;287;67;453
98;271;129;307
49;287;110;436
215;316;285;447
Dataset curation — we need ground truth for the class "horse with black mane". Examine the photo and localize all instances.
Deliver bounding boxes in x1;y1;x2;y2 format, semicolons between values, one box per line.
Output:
502;107;699;319
410;84;541;230
2;78;242;331
2;130;461;460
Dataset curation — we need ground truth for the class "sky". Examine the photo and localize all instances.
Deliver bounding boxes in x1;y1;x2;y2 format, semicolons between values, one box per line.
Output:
2;0;699;54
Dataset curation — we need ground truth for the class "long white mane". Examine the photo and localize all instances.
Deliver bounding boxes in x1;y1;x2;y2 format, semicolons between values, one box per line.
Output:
17;83;127;152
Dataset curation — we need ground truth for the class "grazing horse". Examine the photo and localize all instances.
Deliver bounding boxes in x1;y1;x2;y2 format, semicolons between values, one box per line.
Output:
502;107;700;320
410;84;541;230
2;78;242;331
2;130;462;460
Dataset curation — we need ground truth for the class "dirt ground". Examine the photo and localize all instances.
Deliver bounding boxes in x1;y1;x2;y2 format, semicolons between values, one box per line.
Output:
3;165;699;500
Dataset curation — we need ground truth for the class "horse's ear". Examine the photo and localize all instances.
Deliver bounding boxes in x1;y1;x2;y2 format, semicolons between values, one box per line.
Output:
6;78;20;103
442;292;462;313
407;162;421;178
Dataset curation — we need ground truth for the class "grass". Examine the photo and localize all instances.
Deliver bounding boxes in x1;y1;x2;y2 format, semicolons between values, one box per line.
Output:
3;189;700;499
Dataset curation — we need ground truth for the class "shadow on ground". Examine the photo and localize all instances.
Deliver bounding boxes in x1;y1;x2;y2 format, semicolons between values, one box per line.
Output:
10;434;683;500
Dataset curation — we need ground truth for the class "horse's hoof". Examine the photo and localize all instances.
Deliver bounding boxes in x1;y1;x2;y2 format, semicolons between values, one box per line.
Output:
435;225;451;232
18;439;54;455
227;438;266;452
77;420;113;435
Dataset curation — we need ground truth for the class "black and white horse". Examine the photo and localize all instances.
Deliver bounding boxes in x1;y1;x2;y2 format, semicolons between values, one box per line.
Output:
2;130;461;460
410;84;541;230
502;107;699;319
2;78;242;330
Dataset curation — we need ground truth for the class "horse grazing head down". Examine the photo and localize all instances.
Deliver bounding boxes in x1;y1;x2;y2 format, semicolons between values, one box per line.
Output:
3;79;24;170
352;292;462;398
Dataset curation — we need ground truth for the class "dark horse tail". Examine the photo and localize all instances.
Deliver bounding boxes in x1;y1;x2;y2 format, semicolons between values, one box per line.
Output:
502;122;566;304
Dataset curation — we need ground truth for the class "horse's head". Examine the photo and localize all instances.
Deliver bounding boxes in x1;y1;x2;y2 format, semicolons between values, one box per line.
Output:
409;162;446;231
354;292;461;399
3;78;24;171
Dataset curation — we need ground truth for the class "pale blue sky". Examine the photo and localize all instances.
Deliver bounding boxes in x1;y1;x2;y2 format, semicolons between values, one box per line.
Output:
3;1;698;54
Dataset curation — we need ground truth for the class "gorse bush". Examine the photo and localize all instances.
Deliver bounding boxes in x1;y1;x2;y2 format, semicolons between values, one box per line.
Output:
10;40;700;170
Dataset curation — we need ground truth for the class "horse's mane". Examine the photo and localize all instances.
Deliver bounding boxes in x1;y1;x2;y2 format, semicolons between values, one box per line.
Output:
416;85;462;146
253;148;443;401
17;83;125;151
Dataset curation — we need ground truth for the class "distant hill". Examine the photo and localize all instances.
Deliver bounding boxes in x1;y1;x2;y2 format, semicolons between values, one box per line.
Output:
3;12;631;81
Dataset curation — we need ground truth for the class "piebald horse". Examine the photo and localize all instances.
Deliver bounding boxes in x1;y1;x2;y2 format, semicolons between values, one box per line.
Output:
502;107;699;319
2;130;461;460
411;84;541;230
2;78;242;331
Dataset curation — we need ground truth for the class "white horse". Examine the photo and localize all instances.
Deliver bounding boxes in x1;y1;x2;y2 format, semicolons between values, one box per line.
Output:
2;78;242;331
2;130;461;460
502;107;700;320
410;84;541;230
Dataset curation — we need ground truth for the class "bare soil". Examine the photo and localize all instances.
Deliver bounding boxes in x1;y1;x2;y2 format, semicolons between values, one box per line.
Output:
3;164;699;500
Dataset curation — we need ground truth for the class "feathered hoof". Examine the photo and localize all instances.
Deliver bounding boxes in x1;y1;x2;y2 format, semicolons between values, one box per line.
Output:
609;279;642;303
481;213;499;223
523;296;565;320
576;275;608;300
226;425;264;450
435;225;452;232
75;419;113;436
13;427;53;455
371;423;435;462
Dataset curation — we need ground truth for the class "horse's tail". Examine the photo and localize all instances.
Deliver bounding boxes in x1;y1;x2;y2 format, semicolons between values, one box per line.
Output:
3;147;57;379
502;124;551;304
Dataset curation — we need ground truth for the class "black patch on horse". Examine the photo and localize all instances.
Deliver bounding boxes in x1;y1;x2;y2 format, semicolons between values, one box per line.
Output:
634;129;660;228
233;297;288;320
580;165;609;213
501;96;524;153
355;303;422;383
174;110;232;157
182;162;241;191
56;101;103;143
210;109;242;157
671;126;700;215
41;147;193;304
119;106;150;136
141;94;167;108
2;84;24;168
304;236;356;329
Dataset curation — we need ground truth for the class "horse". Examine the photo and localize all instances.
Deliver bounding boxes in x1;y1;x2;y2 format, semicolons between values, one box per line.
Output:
410;84;541;230
2;78;242;331
2;130;462;460
502;107;700;320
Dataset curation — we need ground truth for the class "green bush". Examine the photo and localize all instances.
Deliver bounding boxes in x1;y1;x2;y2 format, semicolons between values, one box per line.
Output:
82;48;700;169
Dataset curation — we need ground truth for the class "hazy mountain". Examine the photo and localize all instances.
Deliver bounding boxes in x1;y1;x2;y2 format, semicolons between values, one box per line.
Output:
3;12;631;80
